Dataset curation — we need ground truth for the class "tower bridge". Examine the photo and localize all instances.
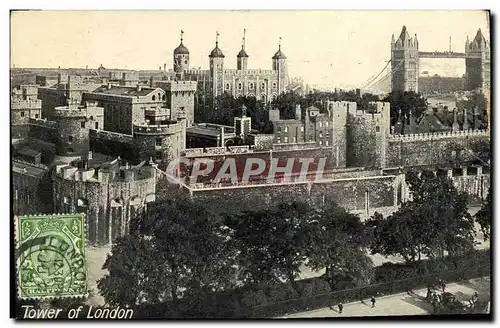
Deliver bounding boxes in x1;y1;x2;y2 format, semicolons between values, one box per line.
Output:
362;26;490;94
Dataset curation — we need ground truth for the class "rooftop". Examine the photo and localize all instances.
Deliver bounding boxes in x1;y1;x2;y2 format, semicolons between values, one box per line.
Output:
186;126;221;137
12;161;48;178
91;85;159;97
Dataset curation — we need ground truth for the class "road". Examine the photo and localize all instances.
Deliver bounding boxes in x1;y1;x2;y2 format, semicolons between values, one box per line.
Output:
283;277;490;318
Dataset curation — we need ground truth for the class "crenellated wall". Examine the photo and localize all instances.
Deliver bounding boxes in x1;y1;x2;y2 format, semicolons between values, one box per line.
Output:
53;162;156;246
387;129;489;167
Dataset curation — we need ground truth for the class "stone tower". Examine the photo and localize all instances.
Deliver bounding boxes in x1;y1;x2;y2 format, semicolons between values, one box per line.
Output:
465;29;490;92
237;29;249;71
173;30;190;81
209;32;225;99
272;37;289;94
391;26;419;93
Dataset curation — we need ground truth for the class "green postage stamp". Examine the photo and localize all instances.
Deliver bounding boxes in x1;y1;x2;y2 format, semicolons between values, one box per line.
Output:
16;214;87;299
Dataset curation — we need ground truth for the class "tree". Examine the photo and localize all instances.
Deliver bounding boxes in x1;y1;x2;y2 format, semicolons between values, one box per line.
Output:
475;188;491;241
367;170;476;262
226;201;309;295
98;234;164;307
304;203;374;291
98;196;237;310
383;91;427;131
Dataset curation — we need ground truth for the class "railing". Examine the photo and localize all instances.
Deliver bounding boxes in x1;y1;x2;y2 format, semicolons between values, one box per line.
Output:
247;266;489;318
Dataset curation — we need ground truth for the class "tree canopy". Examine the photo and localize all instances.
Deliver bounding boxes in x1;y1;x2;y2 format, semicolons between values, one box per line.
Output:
382;91;428;130
304;203;374;290
367;170;476;262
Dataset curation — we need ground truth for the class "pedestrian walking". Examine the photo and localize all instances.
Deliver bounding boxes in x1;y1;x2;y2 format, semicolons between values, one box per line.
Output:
471;292;478;304
371;296;376;308
440;279;446;292
426;287;432;301
338;302;343;314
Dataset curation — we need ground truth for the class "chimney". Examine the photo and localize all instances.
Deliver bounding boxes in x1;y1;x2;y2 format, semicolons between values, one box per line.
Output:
107;83;112;90
136;84;142;92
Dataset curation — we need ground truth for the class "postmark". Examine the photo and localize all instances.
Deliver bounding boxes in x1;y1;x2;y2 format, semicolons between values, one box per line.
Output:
15;214;87;299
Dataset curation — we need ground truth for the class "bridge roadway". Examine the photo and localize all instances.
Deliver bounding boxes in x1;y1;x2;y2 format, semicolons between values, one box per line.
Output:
418;51;466;59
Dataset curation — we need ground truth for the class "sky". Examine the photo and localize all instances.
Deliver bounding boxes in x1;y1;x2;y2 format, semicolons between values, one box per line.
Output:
10;10;490;89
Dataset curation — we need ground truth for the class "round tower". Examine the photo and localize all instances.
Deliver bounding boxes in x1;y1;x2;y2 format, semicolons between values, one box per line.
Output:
209;31;225;98
173;30;190;80
272;37;288;95
53;101;104;156
237;29;249;70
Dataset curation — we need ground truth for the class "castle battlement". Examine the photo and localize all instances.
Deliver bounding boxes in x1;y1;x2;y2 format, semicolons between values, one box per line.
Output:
157;80;198;92
389;129;489;142
183;69;210;76
224;69;277;76
53;102;104;118
11;99;42;110
89;129;134;143
28;118;57;129
133;121;183;135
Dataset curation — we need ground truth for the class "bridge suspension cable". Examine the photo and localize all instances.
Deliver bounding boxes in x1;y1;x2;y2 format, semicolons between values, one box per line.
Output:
362;60;392;89
365;59;404;90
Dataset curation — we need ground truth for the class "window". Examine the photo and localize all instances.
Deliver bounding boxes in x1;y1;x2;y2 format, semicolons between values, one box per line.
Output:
35;114;39;119
67;148;74;153
277;126;282;132
68;136;73;142
162;95;166;101
325;121;329;127
284;136;289;143
276;137;281;143
238;83;243;90
261;82;266;90
249;83;254;90
185;60;188;64
284;126;288;133
21;111;25;117
319;122;323;128
319;141;323;146
319;131;323;138
152;95;156;101
326;140;329;146
300;126;304;132
225;83;230;90
81;121;85;128
376;126;380;132
272;82;277;89
156;151;162;159
95;122;99;129
156;138;162;146
293;136;297;143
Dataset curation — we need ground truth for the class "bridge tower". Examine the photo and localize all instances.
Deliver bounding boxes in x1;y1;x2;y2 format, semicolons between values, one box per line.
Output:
465;29;490;92
391;26;419;93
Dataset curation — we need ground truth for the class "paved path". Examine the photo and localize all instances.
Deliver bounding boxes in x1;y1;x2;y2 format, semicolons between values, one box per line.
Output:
283;277;490;318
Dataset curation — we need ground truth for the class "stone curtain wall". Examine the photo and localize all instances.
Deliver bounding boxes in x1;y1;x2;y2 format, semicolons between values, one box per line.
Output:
387;131;489;167
188;175;397;215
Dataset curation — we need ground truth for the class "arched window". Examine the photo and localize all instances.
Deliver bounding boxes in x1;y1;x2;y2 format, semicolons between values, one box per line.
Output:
152;95;156;101
162;95;166;101
225;83;230;90
249;82;254;90
238;83;243;90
